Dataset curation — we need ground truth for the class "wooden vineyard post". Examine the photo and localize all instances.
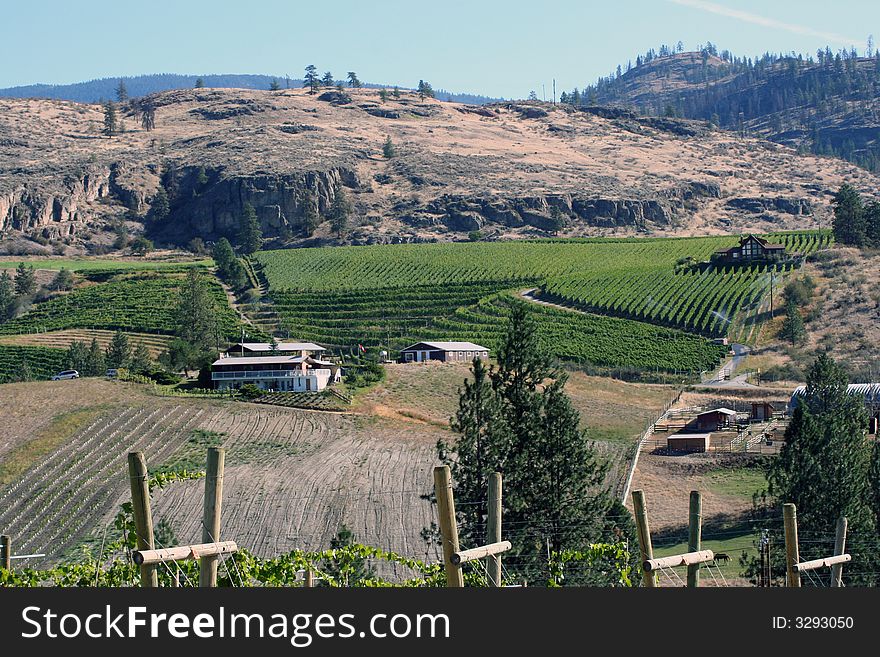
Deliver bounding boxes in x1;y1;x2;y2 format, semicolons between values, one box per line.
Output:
687;490;702;588
487;472;502;588
434;465;463;588
200;447;225;588
831;516;848;588
783;503;800;588
128;451;158;588
304;569;314;588
631;490;656;588
1;534;10;571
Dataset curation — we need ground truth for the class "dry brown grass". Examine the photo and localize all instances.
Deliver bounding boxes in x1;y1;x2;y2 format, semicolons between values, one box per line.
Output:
0;379;152;461
3;87;879;246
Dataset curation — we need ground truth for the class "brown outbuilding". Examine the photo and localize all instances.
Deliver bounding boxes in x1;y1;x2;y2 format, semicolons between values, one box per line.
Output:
666;433;712;453
693;408;738;431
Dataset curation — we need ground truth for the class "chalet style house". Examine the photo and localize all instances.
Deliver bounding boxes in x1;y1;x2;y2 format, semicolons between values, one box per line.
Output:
211;342;341;392
400;341;490;363
711;235;786;264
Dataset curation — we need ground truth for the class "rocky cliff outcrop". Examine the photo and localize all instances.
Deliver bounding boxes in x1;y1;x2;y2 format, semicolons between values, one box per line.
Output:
1;87;874;252
162;166;361;241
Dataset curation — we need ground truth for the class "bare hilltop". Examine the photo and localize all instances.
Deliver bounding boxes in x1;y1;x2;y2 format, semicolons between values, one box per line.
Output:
2;86;878;253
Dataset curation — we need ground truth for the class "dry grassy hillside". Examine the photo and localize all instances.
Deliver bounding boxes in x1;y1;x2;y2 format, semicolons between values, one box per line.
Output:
739;247;880;383
2;87;878;253
0;368;676;563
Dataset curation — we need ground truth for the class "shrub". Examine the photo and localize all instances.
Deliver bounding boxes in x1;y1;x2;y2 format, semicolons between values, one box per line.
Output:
238;383;263;400
760;362;804;382
146;369;180;385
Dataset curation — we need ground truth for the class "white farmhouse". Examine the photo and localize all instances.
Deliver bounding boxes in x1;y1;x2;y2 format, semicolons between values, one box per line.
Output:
211;342;341;392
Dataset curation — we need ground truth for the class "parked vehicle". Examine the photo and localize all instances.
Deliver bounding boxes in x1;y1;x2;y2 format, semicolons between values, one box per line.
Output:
51;370;80;380
105;368;119;378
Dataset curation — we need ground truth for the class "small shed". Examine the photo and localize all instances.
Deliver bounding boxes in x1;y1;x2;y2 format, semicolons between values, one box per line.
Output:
667;433;711;453
693;408;738;431
400;341;489;363
751;402;776;421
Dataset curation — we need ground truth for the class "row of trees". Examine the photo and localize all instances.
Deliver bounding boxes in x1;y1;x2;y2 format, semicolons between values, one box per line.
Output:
832;184;880;247
575;43;880;171
303;66;362;94
64;332;152;376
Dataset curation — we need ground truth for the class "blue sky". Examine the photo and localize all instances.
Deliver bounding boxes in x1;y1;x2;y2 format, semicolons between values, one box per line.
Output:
0;0;876;97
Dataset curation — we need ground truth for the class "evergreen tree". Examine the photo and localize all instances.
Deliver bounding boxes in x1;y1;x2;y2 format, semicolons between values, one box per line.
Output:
105;331;131;368
113;225;130;250
865;200;880;245
382;136;396;159
194;78;205;88
171;269;221;373
767;354;873;558
13;262;37;297
321;71;334;87
129;342;152;375
103;101;118;137
301;192;320;237
86;338;106;376
437;303;620;584
832;184;866;246
116;79;128;103
237;202;262;254
139;99;156;131
779;301;806;345
320;525;376;586
187;237;207;255
49;268;74;292
0;271;15;321
869;442;880;529
212;237;236;273
213;237;248;290
148;186;170;224
65;340;90;373
329;185;352;238
347;71;361;88
269;79;281;91
391;86;400;98
130;236;153;255
547;206;566;235
439;356;510;546
378;88;388;102
303;65;320;94
416;80;434;99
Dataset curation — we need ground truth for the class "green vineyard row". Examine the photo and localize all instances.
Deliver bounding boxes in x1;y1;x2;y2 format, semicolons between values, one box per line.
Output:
0;272;241;339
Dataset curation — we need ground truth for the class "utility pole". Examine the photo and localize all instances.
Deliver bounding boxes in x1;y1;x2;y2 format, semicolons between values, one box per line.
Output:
552;78;556;105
